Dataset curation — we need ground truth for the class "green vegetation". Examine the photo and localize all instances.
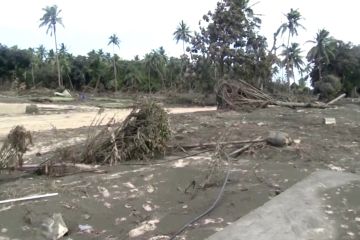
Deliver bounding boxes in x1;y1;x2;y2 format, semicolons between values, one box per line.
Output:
0;0;359;98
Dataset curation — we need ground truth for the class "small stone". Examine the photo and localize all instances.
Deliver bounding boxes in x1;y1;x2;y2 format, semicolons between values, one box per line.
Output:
142;204;152;212
82;214;91;220
98;186;110;198
341;224;349;229
1;228;8;233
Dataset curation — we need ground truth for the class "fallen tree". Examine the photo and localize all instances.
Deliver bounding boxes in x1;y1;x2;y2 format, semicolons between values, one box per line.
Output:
76;101;171;165
216;80;345;111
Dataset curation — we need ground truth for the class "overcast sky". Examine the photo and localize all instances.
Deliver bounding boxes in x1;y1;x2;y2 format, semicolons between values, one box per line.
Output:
0;0;359;60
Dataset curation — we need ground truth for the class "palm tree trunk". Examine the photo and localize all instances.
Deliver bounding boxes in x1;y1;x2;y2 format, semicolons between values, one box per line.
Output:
318;62;322;81
54;26;62;88
31;64;35;87
67;72;74;90
113;45;118;92
95;76;101;92
182;40;185;55
148;69;151;94
286;31;291;91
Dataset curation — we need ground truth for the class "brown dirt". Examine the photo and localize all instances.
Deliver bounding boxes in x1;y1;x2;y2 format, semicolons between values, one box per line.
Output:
0;98;359;240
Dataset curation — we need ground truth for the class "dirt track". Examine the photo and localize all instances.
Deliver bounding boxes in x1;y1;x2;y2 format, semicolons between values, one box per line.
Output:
0;103;215;139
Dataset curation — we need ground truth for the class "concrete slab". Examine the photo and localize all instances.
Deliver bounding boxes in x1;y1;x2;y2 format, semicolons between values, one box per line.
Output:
206;170;360;240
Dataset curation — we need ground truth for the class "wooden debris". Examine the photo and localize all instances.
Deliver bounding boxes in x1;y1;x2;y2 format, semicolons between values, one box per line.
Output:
216;80;346;111
176;139;265;150
0;126;32;169
327;93;346;105
0;193;58;204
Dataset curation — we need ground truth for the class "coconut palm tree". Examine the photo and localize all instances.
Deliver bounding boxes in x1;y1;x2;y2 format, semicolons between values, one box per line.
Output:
281;43;304;84
36;45;47;64
173;20;191;55
307;29;335;81
108;34;120;91
277;9;305;47
39;5;64;87
276;9;304;88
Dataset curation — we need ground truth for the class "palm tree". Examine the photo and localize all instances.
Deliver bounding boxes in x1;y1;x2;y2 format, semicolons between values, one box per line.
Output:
307;29;335;81
58;43;74;90
36;45;47;64
277;9;305;48
173;20;191;55
276;9;304;88
39;5;64;88
108;34;120;91
281;43;304;84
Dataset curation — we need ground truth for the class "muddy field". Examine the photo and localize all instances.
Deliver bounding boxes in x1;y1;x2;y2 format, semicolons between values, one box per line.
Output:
0;95;359;240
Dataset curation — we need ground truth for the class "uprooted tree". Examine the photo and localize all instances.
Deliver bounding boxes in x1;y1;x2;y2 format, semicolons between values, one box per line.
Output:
0;126;33;169
76;102;171;165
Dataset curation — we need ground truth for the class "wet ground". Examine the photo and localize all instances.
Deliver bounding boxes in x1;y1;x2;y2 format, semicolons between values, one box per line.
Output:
0;96;359;240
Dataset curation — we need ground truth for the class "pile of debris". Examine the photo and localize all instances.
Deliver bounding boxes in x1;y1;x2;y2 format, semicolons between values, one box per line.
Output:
0;125;32;169
216;80;345;111
216;80;273;111
78;101;171;165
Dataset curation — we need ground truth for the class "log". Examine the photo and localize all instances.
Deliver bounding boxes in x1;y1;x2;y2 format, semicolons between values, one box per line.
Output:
272;101;328;109
327;93;346;105
10;163;105;175
229;137;262;157
176;139;265;149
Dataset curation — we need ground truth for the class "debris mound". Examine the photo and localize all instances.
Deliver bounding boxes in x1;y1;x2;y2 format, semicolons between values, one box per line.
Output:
216;80;341;111
0;125;32;169
80;102;171;164
216;80;273;111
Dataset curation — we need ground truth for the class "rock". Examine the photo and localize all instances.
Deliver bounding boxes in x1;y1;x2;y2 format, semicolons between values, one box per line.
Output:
25;104;39;114
266;131;292;147
40;213;68;240
97;186;110;198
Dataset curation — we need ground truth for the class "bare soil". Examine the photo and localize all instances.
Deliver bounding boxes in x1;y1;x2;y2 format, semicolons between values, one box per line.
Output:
0;96;359;240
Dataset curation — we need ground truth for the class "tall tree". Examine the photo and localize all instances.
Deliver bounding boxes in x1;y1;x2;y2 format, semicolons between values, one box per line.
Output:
108;34;120;91
190;0;269;86
39;5;64;88
307;29;335;82
173;20;192;55
277;8;305;88
277;8;305;48
280;43;304;84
